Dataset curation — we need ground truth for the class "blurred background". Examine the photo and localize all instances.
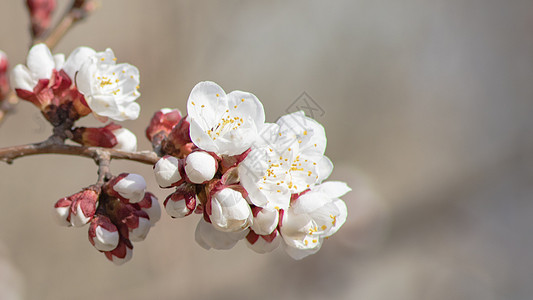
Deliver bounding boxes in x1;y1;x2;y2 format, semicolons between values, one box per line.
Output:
0;0;532;299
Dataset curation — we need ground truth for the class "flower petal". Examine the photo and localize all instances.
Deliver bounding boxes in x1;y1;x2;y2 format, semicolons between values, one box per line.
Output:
26;44;55;80
11;65;36;91
62;46;96;80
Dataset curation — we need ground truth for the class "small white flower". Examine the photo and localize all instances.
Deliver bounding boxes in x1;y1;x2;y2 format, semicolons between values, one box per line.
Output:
154;156;182;188
195;218;249;250
239;111;332;210
187;81;265;156
209;188;253;232
76;48;141;121
112;173;146;203
184;151;217;184
279;181;350;260
111;127;137;152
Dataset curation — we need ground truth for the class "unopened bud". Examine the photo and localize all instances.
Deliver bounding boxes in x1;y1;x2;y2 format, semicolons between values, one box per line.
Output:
0;51;9;101
69;187;100;227
250;207;279;236
167;117;191;147
71;123;137;151
164;186;196;218
26;0;56;38
53;197;72;227
107;173;146;203
113;127;137;152
245;230;282;254
128;210;151;242
137;192;161;226
145;108;182;142
184;151;217;184
207;188;252;232
154;155;182;188
88;215;119;252
104;239;133;265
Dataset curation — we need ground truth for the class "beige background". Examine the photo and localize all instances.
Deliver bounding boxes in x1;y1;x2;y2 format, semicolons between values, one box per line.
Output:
0;0;532;299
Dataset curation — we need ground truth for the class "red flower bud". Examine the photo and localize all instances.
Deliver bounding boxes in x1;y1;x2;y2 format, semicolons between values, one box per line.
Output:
163;185;196;218
0;51;9;102
26;0;56;38
145;108;182;142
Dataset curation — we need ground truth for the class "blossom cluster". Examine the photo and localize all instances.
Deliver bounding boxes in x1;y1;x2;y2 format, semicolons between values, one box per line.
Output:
149;81;350;259
53;173;161;265
5;42;350;263
12;44;140;151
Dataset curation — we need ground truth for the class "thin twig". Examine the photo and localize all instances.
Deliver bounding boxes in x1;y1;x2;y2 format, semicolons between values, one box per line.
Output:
95;149;111;186
35;0;96;50
0;142;159;165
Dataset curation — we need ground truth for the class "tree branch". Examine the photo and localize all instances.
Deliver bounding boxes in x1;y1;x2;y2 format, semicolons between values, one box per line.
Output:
0;142;159;165
35;0;96;50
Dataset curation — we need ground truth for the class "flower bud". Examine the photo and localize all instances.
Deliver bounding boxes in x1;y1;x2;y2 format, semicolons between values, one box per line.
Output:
0;50;9;102
106;173;146;203
26;0;56;38
164;186;196;218
88;215;119;252
250;207;279;236
127;210;151;242
245;230;282;254
69;187;100;227
104;238;133;265
145;108;182;142
153;155;182;188
167;117;191;147
53;197;72;227
184;151;217;184
207;188;252;232
112;127;137;152
137;192;161;226
71;123;137;151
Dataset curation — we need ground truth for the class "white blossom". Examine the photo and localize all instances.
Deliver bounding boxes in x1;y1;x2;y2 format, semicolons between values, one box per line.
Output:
239;111;333;210
76;48;141;121
280;181;350;259
187;81;265;156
